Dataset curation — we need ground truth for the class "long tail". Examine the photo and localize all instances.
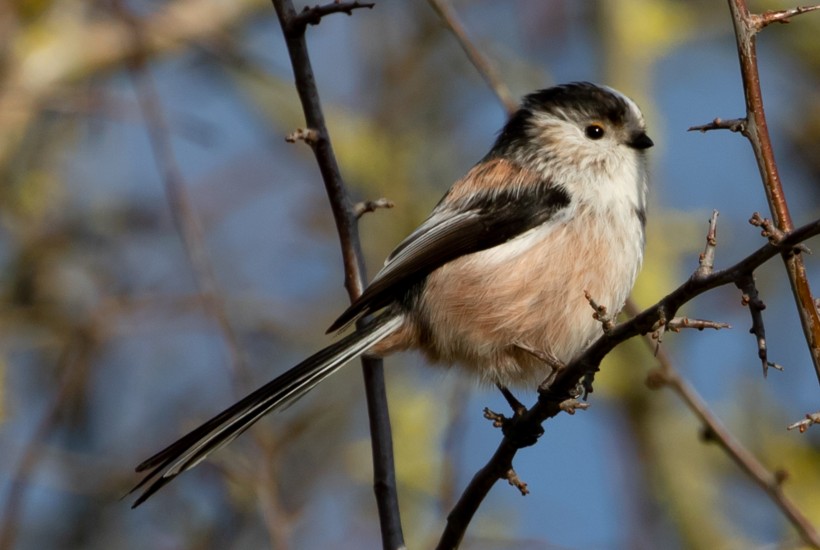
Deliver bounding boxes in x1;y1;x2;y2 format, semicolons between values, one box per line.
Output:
130;312;403;507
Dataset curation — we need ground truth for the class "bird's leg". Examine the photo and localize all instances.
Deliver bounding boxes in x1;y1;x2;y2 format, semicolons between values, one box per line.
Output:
513;342;566;391
496;384;526;416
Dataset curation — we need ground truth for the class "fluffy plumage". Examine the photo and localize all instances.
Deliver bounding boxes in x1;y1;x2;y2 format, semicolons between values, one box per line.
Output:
131;82;652;506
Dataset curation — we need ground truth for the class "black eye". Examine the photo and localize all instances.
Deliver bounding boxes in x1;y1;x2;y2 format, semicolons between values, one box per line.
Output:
585;124;605;140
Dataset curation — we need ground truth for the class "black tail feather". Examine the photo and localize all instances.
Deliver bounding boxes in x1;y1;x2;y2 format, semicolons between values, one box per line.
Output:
130;312;402;507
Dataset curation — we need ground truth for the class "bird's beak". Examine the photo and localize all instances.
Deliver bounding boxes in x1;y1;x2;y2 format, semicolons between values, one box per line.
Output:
629;132;654;150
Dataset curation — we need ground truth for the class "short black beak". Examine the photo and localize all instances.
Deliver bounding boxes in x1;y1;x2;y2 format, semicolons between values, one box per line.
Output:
629;132;654;150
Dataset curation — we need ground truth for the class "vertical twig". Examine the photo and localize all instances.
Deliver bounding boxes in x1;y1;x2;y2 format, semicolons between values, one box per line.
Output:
113;0;247;378
726;0;820;384
269;2;405;548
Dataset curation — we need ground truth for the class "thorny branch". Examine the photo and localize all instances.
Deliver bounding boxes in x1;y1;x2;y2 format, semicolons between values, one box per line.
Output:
736;274;782;377
724;0;820;383
428;1;820;547
635;319;820;548
437;215;820;549
269;2;406;548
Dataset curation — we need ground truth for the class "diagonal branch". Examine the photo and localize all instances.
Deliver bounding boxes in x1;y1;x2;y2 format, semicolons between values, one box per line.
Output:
269;2;405;548
437;216;820;549
426;0;518;115
635;307;820;548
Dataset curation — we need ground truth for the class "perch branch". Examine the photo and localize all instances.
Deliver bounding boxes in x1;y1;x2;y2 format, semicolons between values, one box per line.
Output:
437;215;820;549
270;2;405;548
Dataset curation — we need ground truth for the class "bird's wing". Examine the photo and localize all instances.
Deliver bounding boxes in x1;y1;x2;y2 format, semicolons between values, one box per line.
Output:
327;161;571;332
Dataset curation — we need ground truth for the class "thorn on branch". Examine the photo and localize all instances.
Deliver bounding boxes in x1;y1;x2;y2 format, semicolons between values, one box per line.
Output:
688;117;747;134
751;5;820;31
353;198;394;219
483;407;506;429
292;1;375;29
504;468;529;496
749;212;811;254
558;398;589;415
585;290;614;333
787;411;820;433
737;274;774;378
285;127;320;145
694;210;719;279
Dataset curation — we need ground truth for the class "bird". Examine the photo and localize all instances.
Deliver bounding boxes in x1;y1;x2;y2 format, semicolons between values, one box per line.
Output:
130;81;653;507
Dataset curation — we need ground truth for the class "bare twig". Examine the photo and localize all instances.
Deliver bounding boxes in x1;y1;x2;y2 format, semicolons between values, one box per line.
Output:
292;1;375;29
688;117;747;133
285;127;320;144
752;5;820;30
425;0;517;115
504;469;529;496
437;216;820;549
629;304;820;548
750;211;811;253
354;198;395;219
559;398;589;415
725;0;820;384
270;2;406;547
736;274;775;377
663;317;731;332
787;411;820;433
694;210;720;279
585;290;614;333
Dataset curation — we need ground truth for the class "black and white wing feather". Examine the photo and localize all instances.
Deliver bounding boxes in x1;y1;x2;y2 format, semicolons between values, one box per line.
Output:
328;162;571;331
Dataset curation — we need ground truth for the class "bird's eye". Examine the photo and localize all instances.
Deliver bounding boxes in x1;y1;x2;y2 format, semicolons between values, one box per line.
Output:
585;124;605;140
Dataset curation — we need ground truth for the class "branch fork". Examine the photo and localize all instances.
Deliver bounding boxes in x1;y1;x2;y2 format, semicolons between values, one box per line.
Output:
750;212;811;254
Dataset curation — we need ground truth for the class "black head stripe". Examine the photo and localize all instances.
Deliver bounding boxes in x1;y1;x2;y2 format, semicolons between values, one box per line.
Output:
489;83;634;156
523;82;631;126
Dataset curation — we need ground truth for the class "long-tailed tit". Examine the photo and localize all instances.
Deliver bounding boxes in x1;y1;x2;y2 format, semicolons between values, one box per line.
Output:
131;82;653;506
